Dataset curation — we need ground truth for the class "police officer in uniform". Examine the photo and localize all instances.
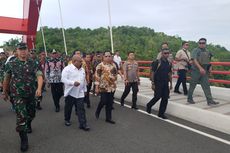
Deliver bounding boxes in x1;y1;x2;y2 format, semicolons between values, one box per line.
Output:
120;51;140;109
3;43;43;152
146;48;172;119
187;38;219;105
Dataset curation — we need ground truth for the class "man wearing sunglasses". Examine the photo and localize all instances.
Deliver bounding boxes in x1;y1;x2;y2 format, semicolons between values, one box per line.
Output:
187;38;219;105
146;48;172;119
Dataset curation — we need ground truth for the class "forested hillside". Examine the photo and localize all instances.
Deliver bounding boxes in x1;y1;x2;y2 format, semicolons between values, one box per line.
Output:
2;26;230;87
34;26;230;61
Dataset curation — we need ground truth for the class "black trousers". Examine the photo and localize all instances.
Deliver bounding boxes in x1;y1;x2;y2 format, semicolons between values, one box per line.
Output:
84;82;92;107
64;96;87;127
147;82;169;116
174;69;188;94
50;83;64;108
96;92;113;120
120;82;138;107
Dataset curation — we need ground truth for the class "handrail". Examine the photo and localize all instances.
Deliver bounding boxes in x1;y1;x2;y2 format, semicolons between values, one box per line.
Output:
135;61;230;85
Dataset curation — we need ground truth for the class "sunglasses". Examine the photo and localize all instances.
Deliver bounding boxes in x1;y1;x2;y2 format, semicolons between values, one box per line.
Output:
163;52;170;55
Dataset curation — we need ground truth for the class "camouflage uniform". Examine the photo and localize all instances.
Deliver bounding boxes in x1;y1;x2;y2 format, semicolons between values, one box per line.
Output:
4;58;43;132
0;59;6;85
33;58;44;109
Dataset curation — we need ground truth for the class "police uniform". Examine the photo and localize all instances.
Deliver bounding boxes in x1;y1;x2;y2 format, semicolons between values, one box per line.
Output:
146;58;172;118
188;47;217;105
120;60;139;109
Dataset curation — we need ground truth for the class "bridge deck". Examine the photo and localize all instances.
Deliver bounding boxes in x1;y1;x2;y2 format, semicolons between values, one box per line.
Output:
0;92;230;153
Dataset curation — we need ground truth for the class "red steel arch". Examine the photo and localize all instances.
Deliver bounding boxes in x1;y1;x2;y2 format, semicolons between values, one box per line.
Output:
0;0;42;49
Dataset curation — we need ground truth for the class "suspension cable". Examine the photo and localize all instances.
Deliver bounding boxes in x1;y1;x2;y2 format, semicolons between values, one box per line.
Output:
58;0;68;55
35;0;48;56
107;0;114;54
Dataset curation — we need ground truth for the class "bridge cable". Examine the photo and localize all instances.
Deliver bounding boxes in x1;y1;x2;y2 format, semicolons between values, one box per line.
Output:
35;0;48;56
107;0;114;54
57;0;68;55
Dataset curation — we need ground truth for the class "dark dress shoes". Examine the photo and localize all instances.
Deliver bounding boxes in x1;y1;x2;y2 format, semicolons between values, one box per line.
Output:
105;120;116;124
55;107;60;112
158;114;168;119
174;90;182;94
65;121;71;126
79;125;90;131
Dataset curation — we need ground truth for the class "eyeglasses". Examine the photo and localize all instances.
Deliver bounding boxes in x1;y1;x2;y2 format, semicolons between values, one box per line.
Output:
199;42;206;44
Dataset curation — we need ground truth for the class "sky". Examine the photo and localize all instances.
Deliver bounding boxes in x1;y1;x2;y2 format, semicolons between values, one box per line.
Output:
0;0;230;50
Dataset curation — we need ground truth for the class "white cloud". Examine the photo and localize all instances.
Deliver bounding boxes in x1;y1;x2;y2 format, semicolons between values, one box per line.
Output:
0;0;229;50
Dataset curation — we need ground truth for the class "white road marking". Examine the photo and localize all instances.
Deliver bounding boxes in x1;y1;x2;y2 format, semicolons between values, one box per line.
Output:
114;100;230;146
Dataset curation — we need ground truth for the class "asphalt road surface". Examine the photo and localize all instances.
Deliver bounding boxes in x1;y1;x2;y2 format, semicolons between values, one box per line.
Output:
0;90;230;153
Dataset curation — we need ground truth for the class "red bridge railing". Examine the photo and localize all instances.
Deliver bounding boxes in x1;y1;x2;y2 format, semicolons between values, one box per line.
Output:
136;61;230;85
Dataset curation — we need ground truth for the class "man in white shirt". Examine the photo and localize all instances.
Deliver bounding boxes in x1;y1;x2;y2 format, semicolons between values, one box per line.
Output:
113;51;122;69
61;55;90;131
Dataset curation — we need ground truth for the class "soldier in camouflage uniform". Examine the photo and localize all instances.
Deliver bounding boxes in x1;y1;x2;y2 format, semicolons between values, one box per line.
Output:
30;49;45;110
0;49;7;92
187;38;219;105
2;43;43;152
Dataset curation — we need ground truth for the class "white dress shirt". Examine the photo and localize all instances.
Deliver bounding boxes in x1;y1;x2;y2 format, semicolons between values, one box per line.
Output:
113;55;121;68
61;64;87;99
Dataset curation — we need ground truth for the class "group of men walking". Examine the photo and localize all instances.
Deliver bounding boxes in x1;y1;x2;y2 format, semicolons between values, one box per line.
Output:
0;37;218;152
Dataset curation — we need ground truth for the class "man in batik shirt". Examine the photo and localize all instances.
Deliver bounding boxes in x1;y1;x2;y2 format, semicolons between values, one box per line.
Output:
95;51;118;124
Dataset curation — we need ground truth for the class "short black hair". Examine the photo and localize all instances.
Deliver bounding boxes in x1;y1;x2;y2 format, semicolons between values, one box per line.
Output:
161;48;170;52
198;38;207;42
127;51;134;55
161;42;169;46
103;51;111;55
182;41;189;46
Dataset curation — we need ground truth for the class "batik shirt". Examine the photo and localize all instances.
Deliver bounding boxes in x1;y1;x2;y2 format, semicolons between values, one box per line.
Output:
4;58;43;99
95;62;118;93
45;57;65;83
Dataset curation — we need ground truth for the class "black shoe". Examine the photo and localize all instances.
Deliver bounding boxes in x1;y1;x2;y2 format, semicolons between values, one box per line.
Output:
146;104;151;114
27;121;32;134
65;121;71;126
174;90;182;94
36;102;42;110
36;105;42;110
131;106;139;110
120;102;124;107
95;112;99;119
105;120;116;124
158;114;168;119
19;132;28;152
187;99;195;104
79;125;90;131
87;105;91;108
55;107;60;112
208;100;219;106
